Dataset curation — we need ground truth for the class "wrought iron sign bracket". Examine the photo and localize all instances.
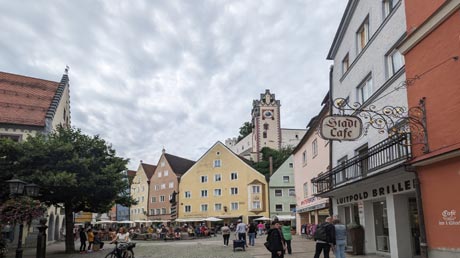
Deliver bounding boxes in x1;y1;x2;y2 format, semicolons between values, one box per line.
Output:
331;97;429;153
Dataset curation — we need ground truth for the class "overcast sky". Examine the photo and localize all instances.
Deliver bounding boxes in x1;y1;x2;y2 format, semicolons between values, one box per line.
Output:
0;0;347;170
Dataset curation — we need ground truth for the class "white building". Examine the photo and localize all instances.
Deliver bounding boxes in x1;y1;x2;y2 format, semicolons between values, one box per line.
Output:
312;1;421;258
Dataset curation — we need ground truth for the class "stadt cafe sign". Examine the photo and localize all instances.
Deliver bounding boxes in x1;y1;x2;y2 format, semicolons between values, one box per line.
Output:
320;115;363;141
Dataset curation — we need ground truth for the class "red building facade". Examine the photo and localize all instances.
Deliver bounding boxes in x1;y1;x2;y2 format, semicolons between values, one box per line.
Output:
400;1;460;257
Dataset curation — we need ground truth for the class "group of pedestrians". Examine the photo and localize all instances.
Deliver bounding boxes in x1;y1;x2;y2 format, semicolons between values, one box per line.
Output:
78;227;105;253
313;216;347;258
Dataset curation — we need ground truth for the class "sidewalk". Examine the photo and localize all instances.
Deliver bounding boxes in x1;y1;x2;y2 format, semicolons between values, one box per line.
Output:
247;234;388;258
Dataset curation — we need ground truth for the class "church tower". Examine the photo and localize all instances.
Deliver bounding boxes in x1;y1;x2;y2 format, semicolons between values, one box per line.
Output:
251;89;281;161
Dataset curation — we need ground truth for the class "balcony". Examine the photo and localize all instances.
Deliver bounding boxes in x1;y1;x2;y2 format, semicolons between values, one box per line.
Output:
312;133;410;194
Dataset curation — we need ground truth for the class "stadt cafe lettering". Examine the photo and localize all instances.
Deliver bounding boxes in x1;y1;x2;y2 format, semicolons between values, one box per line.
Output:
336;179;415;205
320;115;363;141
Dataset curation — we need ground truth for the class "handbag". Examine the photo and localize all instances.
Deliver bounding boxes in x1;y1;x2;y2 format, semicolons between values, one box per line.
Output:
264;241;271;251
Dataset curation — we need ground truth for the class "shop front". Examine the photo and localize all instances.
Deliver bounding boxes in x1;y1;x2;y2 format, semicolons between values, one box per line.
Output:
296;197;329;235
331;169;420;258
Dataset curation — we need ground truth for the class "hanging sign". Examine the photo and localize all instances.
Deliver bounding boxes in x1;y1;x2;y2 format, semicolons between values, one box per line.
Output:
320;115;363;141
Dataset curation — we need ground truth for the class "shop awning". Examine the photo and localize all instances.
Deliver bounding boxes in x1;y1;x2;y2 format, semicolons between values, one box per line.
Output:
273;215;295;221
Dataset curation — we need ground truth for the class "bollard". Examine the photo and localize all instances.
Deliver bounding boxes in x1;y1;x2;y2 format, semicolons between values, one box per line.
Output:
36;218;47;258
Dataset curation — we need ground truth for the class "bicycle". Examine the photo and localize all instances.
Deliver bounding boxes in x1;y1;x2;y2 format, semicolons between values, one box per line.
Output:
104;242;136;258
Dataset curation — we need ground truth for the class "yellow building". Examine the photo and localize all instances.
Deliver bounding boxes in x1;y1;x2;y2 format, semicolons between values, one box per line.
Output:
130;162;156;221
178;142;269;224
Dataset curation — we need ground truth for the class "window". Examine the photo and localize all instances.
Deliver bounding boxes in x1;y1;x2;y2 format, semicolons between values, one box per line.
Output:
164;170;169;176
185;205;191;213
252;185;260;193
156;208;161;214
151;196;156;203
184;191;191;198
201;204;208;212
161;208;166;214
289;189;296;197
161;161;165;167
383;0;396;18
275;204;283;212
252;201;261;209
154;185;160;191
290;204;296;212
160;195;165;202
142;186;145;192
158;172;162;178
214;189;222;196
214;174;221;182
289;163;293;168
302;150;307;165
283;176;290;183
303;182;309;198
141;196;144;202
169;182;174;188
215;203;222;211
262;132;267;138
263;123;269;130
150;209;155;215
357;17;369;53
201;190;208;197
201;176;208;183
275;189;283;197
231;187;238;195
231;202;239;210
231;172;238;180
312;139;318;157
387;49;404;77
337;156;348;184
342;53;350;74
214;159;221;167
358;76;373;103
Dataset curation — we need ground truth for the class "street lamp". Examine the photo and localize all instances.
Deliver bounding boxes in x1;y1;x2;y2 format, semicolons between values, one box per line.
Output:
5;179;40;258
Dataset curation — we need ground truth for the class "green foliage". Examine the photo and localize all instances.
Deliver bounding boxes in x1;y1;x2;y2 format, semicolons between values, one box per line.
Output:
0;126;134;212
252;146;293;175
237;122;253;142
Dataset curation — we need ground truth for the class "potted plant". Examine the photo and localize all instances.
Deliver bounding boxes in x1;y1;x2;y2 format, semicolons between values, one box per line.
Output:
347;222;364;255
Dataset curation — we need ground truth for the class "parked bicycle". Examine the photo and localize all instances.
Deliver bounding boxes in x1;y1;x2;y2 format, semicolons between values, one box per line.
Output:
104;242;136;258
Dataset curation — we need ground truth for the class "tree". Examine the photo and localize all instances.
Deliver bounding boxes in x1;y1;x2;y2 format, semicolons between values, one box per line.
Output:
237;122;253;142
252;146;293;175
0;126;134;253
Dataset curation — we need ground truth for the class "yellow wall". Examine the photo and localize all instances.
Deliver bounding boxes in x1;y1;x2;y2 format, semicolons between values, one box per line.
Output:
130;165;149;221
178;142;269;223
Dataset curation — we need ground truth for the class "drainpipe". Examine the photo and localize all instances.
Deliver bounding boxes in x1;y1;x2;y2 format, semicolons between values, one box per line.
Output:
410;168;429;258
328;65;334;217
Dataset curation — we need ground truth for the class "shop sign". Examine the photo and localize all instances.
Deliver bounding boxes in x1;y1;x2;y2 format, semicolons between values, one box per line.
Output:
300;196;319;206
320;115;363;141
439;210;460;226
336;179;415;205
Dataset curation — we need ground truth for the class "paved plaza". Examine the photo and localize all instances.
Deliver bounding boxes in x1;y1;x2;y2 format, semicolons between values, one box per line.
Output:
5;235;388;258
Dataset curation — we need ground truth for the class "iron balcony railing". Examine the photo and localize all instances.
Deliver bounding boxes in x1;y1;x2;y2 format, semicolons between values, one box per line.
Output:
312;133;411;194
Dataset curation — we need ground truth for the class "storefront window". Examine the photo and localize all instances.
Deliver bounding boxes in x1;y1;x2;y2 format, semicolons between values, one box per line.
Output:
373;201;390;252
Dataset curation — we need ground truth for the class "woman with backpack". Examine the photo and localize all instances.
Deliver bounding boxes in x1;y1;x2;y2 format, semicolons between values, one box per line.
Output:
266;220;286;258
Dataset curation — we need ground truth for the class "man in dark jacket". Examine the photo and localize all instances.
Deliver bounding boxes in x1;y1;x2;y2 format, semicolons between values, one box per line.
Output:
314;217;336;258
267;220;286;258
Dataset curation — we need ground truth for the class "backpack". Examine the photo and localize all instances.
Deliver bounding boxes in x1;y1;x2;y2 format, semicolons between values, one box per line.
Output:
314;223;328;242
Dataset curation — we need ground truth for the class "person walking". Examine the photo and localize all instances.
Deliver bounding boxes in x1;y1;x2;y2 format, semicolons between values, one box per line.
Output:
221;223;231;246
79;227;87;253
257;222;265;235
281;222;293;255
248;222;257;246
87;228;94;251
267;220;286;258
236;219;248;247
333;219;347;258
313;217;336;258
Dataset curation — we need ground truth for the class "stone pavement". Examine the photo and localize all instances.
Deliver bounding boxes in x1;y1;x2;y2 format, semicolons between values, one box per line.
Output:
4;234;389;258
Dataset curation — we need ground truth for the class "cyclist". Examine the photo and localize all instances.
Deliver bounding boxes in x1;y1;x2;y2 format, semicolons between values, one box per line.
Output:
111;227;130;243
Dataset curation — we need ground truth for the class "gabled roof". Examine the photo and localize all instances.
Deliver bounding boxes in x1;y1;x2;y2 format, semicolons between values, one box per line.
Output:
164;153;195;175
127;170;137;177
141;163;156;180
0;71;68;127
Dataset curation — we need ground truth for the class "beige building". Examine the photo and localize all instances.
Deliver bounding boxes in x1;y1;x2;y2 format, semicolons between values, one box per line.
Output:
0;69;71;245
178;142;269;224
226;89;306;161
148;149;195;221
130;162;156;221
